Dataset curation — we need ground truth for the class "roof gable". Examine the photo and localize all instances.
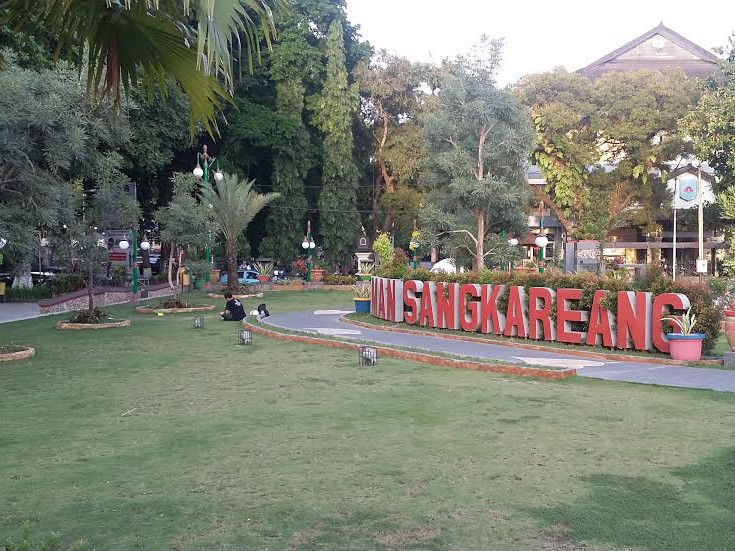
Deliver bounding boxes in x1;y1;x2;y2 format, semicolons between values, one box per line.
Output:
577;23;719;78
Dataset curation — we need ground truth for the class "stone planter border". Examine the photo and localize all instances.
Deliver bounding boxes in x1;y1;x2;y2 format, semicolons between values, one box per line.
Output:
55;320;131;330
243;322;576;381
0;346;35;361
135;305;216;315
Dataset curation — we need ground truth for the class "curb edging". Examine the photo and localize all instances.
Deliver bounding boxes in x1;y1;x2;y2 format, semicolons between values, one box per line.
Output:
243;322;576;381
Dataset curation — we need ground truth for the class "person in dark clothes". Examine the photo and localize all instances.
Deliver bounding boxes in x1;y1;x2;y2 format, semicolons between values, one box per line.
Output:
221;292;246;321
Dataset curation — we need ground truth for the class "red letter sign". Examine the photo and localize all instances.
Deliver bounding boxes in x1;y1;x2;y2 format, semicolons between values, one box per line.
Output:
617;291;652;351
419;281;437;328
557;288;588;344
459;284;481;332
403;280;420;325
528;287;555;341
480;284;506;335
436;282;459;329
504;286;528;338
586;290;615;347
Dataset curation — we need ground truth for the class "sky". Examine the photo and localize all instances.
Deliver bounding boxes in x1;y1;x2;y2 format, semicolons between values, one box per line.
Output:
345;0;735;85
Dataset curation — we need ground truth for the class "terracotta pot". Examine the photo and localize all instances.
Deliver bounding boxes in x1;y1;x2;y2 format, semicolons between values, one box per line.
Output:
667;333;705;362
725;311;735;351
311;269;325;282
209;269;221;282
257;275;271;283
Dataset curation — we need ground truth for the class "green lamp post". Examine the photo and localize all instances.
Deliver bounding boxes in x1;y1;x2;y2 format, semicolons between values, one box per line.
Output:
193;144;223;283
301;220;316;282
508;237;519;272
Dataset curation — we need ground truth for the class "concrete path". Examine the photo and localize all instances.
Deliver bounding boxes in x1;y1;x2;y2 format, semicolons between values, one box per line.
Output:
263;309;735;393
0;303;41;324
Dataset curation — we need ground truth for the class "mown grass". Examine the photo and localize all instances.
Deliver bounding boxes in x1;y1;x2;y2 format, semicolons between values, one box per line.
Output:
1;290;735;549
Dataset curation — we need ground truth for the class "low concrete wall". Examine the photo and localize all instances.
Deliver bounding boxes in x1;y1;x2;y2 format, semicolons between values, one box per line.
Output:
39;284;172;315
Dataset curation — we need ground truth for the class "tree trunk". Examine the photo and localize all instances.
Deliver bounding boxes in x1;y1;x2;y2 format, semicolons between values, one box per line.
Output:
226;238;238;291
475;210;484;271
168;244;177;299
87;266;94;311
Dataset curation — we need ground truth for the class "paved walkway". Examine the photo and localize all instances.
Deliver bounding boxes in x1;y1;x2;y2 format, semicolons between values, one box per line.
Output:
263;309;735;393
0;303;41;324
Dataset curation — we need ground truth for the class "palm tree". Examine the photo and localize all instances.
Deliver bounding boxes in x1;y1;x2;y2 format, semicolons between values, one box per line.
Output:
203;173;279;290
0;0;285;135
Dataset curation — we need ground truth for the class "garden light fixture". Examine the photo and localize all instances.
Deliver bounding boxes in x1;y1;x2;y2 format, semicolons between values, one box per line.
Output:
534;235;549;248
140;239;151;251
194;316;204;329
359;346;378;366
118;240;130;250
508;238;519;246
238;329;252;346
193;164;204;178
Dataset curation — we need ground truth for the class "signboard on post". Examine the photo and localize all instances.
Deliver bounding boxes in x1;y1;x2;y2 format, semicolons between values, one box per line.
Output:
679;177;698;203
106;229;131;267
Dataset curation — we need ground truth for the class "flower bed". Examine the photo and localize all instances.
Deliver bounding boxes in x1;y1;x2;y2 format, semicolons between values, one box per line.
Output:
0;345;35;361
55;320;131;330
135;305;215;315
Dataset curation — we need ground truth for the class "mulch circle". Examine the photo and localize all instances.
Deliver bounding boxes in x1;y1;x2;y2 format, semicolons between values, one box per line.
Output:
0;345;35;361
135;305;216;315
55;320;131;330
207;293;263;299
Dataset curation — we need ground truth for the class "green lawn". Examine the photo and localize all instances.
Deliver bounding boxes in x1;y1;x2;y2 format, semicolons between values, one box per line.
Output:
2;290;735;549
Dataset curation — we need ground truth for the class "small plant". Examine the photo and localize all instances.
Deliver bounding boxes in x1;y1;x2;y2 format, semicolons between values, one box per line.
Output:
358;262;375;275
186;260;209;280
4;520;89;551
353;282;371;298
324;274;357;285
68;307;111;324
662;308;698;335
254;261;274;277
372;232;392;265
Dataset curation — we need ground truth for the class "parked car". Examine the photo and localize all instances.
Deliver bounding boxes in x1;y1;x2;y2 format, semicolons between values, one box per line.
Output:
219;269;260;285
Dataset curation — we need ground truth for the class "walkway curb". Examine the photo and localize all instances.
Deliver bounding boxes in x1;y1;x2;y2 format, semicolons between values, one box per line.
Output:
341;316;723;367
243;322;576;381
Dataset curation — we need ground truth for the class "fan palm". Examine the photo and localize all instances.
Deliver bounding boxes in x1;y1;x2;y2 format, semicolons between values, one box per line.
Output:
0;0;285;135
203;173;279;289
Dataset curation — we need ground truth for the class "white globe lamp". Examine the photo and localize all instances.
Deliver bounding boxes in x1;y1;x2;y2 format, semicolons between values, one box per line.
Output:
214;170;224;182
508;238;519;246
140;239;151;251
534;235;549;248
309;241;316;249
193;164;204;178
0;237;7;249
301;239;309;250
118;240;130;250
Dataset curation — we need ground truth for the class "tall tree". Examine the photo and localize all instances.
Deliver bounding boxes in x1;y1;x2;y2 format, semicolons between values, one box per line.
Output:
203;173;279;289
516;68;698;253
258;8;320;262
1;0;284;134
0;59;128;287
420;38;534;270
310;17;360;264
356;51;434;234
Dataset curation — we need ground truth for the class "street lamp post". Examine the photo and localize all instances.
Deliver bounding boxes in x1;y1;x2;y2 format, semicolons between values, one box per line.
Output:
508;238;519;271
193;144;223;283
301;220;316;282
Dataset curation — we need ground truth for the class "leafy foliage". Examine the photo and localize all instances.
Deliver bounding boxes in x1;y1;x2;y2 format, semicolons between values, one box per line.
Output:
420;37;534;270
1;0;284;135
309;18;361;264
203;172;278;288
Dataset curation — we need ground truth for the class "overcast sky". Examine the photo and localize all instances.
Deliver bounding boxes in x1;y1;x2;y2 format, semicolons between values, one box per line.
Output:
345;0;735;85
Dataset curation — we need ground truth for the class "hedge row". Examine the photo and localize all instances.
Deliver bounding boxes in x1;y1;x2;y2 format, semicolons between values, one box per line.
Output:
376;266;723;355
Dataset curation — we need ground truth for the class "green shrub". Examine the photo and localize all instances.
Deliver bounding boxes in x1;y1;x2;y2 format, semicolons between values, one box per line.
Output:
5;285;52;301
323;274;357;285
375;267;723;354
50;274;85;296
68;307;113;324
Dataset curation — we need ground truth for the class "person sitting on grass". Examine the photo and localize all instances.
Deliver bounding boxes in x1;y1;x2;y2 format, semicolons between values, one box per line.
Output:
221;292;246;321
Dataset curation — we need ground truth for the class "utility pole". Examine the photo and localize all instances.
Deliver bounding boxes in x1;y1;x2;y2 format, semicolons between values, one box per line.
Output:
698;165;705;280
673;175;677;282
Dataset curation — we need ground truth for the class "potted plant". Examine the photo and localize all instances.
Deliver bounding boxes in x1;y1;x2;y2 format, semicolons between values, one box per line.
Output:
663;308;706;361
353;282;371;314
357;261;374;281
187;260;209;290
254;261;274;283
311;259;326;283
725;307;735;351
